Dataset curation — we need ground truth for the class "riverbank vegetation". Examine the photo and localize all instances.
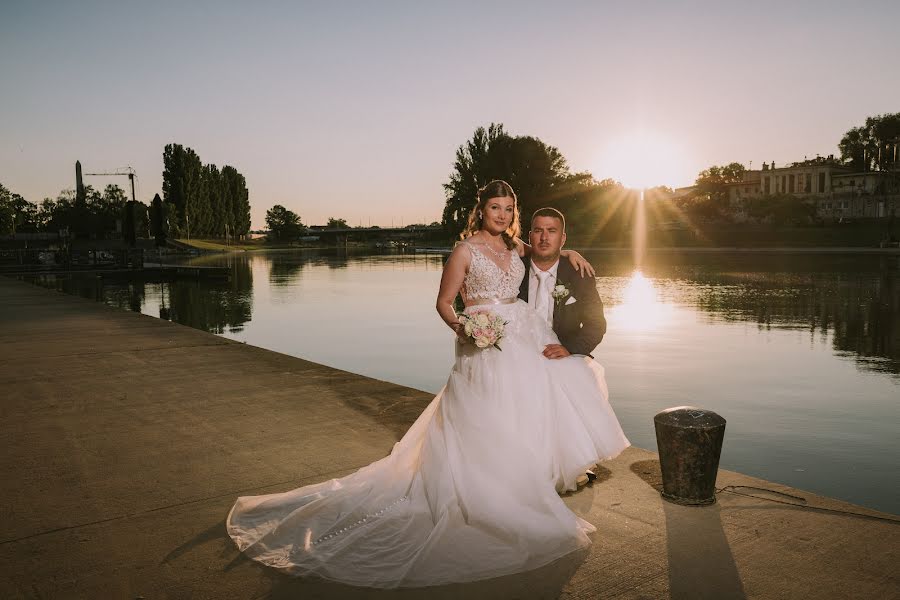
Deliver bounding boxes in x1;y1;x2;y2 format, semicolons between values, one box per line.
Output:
440;115;899;248
1;143;252;247
162;143;251;240
0;181;148;239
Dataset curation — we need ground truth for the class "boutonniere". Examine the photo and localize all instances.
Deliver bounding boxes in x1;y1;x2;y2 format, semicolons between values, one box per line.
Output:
551;283;571;307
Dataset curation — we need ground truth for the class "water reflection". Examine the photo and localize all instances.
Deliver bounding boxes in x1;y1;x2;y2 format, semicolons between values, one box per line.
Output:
24;259;254;335
608;270;674;333
589;253;900;377
18;250;899;514
22;251;900;377
686;261;899;376
161;266;252;334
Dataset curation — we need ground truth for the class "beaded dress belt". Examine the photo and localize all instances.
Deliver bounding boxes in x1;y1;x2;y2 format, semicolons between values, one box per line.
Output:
467;297;518;306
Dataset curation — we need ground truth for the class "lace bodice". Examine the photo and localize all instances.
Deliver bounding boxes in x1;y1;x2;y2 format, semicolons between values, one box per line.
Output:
460;241;525;301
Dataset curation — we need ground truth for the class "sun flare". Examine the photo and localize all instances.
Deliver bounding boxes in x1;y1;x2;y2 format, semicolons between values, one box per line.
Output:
595;131;687;189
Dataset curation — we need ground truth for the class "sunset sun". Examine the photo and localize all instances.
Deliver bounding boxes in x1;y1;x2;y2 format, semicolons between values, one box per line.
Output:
595;131;688;189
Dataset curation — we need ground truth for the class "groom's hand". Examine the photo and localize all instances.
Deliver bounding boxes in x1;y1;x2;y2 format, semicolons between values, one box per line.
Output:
542;344;571;359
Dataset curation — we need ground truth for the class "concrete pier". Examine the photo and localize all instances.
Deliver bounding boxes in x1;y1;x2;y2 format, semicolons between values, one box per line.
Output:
1;276;897;599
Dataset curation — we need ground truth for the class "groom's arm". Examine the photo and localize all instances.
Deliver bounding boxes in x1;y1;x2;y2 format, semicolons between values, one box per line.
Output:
564;273;607;356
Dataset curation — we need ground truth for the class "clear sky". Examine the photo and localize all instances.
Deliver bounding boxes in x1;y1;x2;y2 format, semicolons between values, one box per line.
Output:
2;1;898;228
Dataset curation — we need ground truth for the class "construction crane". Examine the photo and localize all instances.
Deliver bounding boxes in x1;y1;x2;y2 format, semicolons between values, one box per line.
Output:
83;166;140;246
83;166;138;203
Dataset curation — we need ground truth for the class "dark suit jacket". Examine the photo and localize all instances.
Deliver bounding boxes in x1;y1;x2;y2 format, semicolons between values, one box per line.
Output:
518;257;607;356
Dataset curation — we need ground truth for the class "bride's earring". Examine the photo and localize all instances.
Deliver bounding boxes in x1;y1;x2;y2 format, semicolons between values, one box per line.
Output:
478;211;483;220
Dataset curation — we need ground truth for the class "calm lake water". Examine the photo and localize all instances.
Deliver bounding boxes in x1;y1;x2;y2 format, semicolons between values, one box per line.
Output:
24;249;900;515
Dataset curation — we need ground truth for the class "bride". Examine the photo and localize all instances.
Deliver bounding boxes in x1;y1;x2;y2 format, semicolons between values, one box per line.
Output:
226;180;630;588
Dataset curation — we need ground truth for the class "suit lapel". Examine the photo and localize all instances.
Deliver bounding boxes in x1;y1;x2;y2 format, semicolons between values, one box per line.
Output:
518;256;531;302
551;280;560;329
552;261;574;329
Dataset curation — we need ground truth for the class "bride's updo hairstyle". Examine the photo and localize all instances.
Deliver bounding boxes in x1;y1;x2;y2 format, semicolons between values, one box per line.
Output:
460;180;521;250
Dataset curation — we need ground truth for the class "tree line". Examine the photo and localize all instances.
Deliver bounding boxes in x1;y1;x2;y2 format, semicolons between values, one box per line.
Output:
264;206;351;241
162;143;251;239
1;142;253;243
0;181;147;238
440;113;899;239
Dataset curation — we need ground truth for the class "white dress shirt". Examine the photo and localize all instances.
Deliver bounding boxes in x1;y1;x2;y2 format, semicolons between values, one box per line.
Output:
529;259;559;325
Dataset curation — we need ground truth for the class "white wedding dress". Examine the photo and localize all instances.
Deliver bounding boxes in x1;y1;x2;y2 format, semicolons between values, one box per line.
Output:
226;242;630;588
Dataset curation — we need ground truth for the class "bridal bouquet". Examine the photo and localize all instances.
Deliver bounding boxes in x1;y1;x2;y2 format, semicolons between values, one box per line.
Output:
457;310;507;351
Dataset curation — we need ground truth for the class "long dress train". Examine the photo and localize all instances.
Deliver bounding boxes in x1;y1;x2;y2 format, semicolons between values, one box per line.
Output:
226;243;630;588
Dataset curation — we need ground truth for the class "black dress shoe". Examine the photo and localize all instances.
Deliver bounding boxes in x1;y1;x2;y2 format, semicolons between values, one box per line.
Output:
585;470;597;483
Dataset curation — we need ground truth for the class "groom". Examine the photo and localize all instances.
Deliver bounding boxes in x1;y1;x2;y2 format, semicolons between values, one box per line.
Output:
518;207;607;359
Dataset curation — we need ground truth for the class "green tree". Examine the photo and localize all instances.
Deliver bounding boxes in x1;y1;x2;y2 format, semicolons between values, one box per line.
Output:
17;200;39;233
197;163;218;236
0;183;15;233
45;189;78;233
442;123;586;235
489;134;584;229
442;123;508;234
745;194;817;226
675;193;727;222
122;202;137;246
163;143;203;237
266;205;303;241
0;183;37;234
553;178;638;246
222;165;250;237
93;184;128;235
163;144;252;238
694;163;746;202
325;217;348;229
36;198;56;231
839;112;900;171
222;166;250;237
102;184;128;205
149;193;168;246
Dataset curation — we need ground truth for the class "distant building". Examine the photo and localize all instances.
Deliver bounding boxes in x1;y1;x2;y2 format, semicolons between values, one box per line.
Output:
727;154;900;220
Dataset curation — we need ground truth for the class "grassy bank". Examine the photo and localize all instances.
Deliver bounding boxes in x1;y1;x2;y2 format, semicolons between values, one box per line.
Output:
174;238;317;251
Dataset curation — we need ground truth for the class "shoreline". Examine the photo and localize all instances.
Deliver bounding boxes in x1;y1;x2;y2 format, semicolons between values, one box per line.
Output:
170;237;900;256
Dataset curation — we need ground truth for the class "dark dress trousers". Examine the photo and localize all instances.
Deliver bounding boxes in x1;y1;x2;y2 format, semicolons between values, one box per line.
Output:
518;257;607;356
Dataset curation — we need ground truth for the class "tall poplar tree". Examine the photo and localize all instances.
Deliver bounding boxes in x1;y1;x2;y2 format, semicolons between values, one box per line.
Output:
163;144;251;238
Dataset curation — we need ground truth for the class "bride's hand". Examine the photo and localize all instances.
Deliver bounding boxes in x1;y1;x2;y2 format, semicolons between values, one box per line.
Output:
561;249;596;278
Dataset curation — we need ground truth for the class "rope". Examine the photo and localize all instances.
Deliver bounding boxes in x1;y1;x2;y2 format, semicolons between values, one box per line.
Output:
716;485;900;524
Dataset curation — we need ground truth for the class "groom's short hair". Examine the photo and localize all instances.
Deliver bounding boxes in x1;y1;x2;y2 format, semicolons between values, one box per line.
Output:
530;207;566;232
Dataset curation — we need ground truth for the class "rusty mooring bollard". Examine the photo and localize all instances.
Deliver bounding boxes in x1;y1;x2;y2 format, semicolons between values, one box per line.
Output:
654;406;726;505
